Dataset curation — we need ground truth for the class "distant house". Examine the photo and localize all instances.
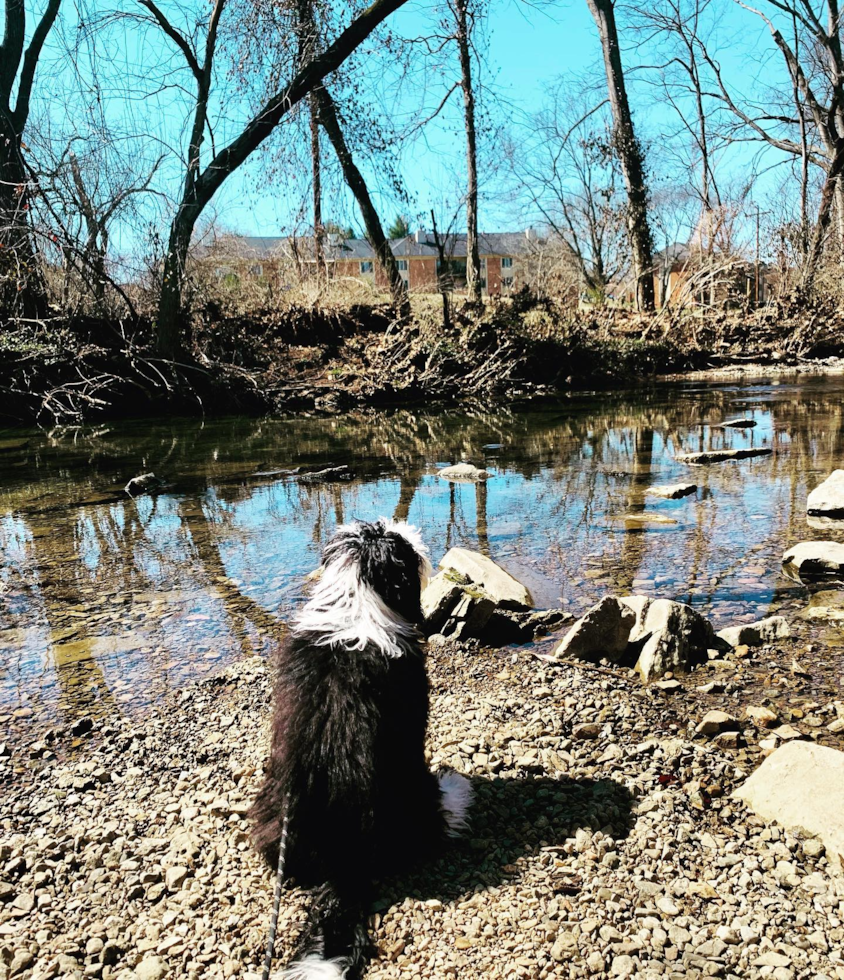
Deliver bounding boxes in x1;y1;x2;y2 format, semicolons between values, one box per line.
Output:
653;242;770;309
193;229;544;297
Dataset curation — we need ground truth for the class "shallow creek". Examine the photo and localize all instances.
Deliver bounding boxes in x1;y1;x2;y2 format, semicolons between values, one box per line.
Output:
3;375;844;737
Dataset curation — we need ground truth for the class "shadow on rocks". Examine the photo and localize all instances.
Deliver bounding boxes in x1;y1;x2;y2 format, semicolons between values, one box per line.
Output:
373;773;635;909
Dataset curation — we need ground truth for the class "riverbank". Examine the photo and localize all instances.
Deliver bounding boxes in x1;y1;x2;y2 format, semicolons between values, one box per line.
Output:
4;295;844;426
3;611;844;980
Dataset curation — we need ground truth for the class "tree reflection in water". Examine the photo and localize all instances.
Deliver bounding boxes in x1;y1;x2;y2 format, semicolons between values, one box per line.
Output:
2;375;844;728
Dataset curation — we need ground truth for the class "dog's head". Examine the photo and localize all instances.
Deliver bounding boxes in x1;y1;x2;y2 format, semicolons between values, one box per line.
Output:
321;518;432;625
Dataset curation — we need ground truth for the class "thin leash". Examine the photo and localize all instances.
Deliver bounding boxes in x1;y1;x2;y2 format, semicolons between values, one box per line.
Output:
261;807;290;980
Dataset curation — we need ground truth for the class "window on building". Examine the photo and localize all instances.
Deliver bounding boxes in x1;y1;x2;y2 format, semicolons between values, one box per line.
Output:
502;257;513;268
480;278;487;290
360;261;374;274
502;276;514;288
397;259;408;271
248;264;263;277
480;257;487;268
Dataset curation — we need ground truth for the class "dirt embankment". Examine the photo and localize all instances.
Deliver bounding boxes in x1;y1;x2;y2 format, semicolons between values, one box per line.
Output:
4;294;844;426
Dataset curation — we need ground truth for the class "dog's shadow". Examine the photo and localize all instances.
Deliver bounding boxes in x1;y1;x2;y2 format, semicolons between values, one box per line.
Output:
373;773;635;910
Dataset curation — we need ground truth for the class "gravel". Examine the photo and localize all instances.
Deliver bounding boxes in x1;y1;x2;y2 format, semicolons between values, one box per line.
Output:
2;640;844;980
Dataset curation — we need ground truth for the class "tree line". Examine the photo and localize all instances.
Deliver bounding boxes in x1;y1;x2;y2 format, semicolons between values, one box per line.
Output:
2;0;843;361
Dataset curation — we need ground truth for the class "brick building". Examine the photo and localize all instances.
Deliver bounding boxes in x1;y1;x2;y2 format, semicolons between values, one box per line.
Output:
195;229;543;297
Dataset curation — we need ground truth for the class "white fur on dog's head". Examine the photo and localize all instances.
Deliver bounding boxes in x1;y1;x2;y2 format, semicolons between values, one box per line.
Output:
293;518;430;658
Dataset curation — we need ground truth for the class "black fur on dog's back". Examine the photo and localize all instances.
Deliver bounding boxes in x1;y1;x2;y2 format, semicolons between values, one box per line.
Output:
249;519;464;980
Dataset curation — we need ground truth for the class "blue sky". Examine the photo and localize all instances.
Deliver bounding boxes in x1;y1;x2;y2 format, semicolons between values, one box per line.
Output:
27;0;791;257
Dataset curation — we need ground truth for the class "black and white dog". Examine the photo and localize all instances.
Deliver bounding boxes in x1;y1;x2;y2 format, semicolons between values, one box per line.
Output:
250;518;473;979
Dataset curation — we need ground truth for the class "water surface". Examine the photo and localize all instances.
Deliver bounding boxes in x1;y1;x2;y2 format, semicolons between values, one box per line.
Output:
3;376;844;732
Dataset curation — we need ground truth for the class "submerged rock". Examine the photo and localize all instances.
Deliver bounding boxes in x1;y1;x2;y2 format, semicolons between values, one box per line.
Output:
299;465;355;482
437;462;489;482
676;448;772;465
796;589;844;621
807;469;844;516
717;615;790;647
733;741;844;870
646;483;698;499
124;472;164;497
782;541;844;584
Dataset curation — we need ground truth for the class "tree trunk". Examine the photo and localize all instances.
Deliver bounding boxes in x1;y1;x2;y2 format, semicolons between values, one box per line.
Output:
157;204;199;359
153;0;410;349
0;136;44;319
586;0;655;312
802;141;844;294
309;93;326;276
455;0;482;304
314;84;409;315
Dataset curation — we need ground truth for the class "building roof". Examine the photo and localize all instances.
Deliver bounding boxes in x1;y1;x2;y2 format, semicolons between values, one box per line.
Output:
194;231;545;262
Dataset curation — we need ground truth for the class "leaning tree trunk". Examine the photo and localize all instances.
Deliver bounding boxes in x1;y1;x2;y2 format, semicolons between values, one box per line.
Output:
801;141;844;295
455;0;482;304
0;135;44;320
586;0;655;312
313;84;410;316
157;202;202;359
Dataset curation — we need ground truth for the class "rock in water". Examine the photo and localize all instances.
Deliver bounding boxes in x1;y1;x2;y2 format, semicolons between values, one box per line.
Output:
421;549;533;639
676;448;772;465
124;472;164;497
807;469;844;516
438;462;489;482
439;548;532;610
732;741;844;870
796;589;844;622
625;597;717;682
646;484;698;499
299;465;354;482
553;596;637;663
782;541;844;584
717;615;790;647
720;418;757;428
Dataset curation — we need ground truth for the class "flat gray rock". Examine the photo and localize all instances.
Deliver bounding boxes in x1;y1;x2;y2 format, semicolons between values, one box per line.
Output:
439;547;532;610
676;448;772;465
807;469;844;516
646;483;698;499
782;541;844;584
438;462;489;482
553;596;636;663
623;597;716;682
733;741;844;871
717;615;790;647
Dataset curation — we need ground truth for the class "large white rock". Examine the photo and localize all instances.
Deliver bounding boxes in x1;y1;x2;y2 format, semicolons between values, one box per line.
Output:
807;469;844;516
782;541;844;584
717;615;790;647
553;594;716;680
552;596;636;663
439;548;532;610
721;418;757;428
438;462;489;482
624;597;716;682
732;741;844;870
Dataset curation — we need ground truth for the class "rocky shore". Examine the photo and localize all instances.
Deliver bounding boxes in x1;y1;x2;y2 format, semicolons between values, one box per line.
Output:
3;619;844;980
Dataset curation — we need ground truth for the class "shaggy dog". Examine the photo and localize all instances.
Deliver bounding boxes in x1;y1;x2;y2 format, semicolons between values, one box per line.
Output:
250;518;473;980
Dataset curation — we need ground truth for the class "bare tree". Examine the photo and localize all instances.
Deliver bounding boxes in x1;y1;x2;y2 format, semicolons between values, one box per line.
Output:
452;0;482;303
586;0;656;310
700;0;844;292
0;0;61;318
294;0;408;311
138;0;410;359
511;92;628;301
